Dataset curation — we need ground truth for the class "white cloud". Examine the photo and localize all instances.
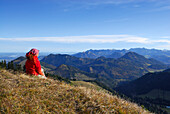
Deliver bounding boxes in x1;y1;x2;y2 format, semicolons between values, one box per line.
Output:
1;35;170;44
85;0;136;5
104;18;129;23
65;0;135;5
0;35;150;44
157;44;170;49
161;36;170;39
149;5;170;12
152;39;170;44
64;0;170;6
59;0;170;13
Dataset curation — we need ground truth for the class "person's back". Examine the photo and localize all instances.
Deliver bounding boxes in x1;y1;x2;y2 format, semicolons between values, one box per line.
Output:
25;48;46;79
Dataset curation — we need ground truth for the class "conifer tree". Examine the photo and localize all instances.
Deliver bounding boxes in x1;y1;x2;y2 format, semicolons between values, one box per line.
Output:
1;60;4;68
7;61;14;70
4;60;7;69
10;61;14;70
0;61;2;69
0;60;7;69
7;62;11;69
16;64;22;71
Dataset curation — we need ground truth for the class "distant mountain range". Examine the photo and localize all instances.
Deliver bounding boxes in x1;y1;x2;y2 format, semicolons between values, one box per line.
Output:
40;52;169;88
2;48;170;64
72;48;170;64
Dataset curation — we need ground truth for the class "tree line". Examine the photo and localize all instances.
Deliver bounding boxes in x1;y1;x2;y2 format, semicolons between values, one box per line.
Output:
0;60;22;71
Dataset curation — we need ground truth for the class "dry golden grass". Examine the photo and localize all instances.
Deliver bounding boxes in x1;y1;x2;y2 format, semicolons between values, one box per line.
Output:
71;81;105;91
0;69;151;114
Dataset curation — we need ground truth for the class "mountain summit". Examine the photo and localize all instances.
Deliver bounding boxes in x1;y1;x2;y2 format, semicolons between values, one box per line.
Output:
121;52;146;60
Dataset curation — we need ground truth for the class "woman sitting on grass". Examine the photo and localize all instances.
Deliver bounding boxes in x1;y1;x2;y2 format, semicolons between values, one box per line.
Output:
25;48;47;79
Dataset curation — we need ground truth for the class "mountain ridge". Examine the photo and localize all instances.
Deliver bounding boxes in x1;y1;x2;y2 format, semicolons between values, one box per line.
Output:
73;48;170;64
41;52;168;88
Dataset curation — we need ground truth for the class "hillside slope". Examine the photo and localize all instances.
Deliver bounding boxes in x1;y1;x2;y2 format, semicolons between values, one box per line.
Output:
117;68;170;96
51;64;97;81
0;69;150;113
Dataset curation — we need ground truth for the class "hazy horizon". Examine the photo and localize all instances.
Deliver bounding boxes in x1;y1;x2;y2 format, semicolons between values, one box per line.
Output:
0;47;169;54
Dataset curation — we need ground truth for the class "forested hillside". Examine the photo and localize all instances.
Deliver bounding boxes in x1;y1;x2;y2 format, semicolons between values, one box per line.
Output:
117;68;170;96
116;69;170;113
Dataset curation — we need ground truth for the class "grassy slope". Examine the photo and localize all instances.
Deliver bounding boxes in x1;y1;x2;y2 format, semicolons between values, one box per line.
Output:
71;81;109;94
0;69;150;113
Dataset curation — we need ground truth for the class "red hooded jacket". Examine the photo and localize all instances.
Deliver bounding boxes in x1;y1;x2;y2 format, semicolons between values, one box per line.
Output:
25;56;41;76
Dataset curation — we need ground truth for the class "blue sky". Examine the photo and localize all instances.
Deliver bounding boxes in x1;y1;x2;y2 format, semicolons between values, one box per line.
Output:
0;0;170;53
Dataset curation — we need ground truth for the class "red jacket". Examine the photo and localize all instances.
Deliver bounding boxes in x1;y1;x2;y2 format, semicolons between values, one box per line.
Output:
25;56;41;76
